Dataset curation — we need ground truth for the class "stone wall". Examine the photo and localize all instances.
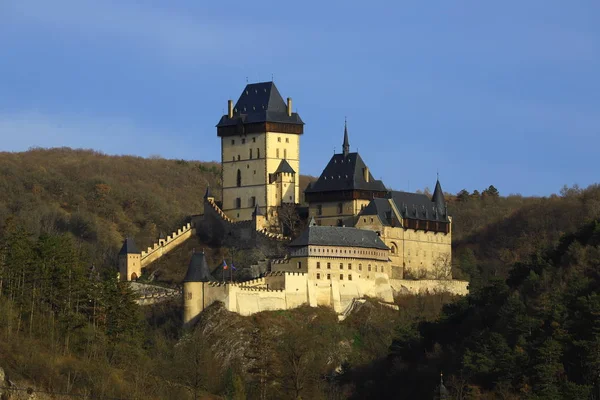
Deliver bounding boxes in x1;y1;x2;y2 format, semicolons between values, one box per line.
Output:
193;198;288;252
389;279;469;296
140;222;194;267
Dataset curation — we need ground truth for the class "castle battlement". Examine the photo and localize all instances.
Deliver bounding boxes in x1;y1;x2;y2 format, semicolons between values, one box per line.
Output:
238;286;284;293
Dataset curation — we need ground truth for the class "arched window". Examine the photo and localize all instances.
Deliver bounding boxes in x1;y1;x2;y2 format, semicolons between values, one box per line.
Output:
236;169;241;187
390;242;398;254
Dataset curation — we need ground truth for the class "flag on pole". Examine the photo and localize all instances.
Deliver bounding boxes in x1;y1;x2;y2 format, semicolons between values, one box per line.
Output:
231;263;237;271
222;260;228;270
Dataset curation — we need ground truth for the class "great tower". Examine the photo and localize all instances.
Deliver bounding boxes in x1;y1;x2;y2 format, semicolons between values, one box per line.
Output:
216;82;304;224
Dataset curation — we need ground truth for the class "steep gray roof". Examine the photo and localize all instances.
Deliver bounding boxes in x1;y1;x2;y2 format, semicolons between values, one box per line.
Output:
184;252;216;283
359;190;449;224
119;237;139;255
289;225;389;250
252;204;264;217
216;82;303;127
275;159;295;174
204;185;212;199
304;152;386;194
431;179;445;208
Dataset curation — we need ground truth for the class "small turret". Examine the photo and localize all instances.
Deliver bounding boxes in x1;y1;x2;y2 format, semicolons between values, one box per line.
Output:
183;251;216;326
432;178;446;210
253;204;267;231
118;237;142;281
204;185;214;201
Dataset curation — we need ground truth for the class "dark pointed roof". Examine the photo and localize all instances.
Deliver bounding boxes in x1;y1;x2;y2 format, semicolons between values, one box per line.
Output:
274;159;296;174
342;119;350;157
252;204;264;217
289;225;389;250
304;152;386;194
204;185;213;199
216;82;303;128
184;252;216;283
119;237;139;255
432;179;445;208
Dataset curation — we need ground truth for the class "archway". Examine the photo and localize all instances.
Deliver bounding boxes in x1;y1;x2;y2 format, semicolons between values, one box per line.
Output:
131;272;138;280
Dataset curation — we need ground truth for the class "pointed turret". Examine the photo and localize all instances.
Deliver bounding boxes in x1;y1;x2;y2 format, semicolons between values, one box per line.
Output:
342;118;350;157
184;252;216;283
252;204;264;217
204;185;213;200
119;237;139;255
432;178;446;209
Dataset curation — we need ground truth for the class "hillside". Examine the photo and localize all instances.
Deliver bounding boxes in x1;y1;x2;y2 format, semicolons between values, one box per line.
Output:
343;219;600;399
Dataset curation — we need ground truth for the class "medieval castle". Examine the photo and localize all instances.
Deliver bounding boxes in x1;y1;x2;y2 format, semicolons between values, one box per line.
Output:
117;81;468;325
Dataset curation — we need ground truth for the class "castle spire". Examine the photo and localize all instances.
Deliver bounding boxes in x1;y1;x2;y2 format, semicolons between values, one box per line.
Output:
342;117;350;157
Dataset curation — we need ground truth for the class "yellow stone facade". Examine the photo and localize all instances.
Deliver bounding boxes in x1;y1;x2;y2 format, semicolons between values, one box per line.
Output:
307;199;372;227
221;131;300;221
355;215;452;279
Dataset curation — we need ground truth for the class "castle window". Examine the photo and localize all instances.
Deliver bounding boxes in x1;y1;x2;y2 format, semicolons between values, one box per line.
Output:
250;196;256;207
317;273;321;279
232;156;235;161
235;198;241;209
278;137;281;142
348;274;352;281
359;264;362;271
337;203;343;214
249;149;253;159
254;170;256;175
237;155;240;161
185;292;192;300
340;274;343;280
368;265;372;271
257;148;260;158
340;263;343;270
276;149;280;158
242;138;246;144
297;261;302;269
231;139;235;145
327;274;331;280
317;262;321;269
286;138;289;143
327;262;331;269
237;169;242;187
253;137;256;143
348;263;352;270
284;149;287;159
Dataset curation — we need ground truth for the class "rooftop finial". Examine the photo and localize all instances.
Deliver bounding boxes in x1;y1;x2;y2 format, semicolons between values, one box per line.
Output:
343;117;350;157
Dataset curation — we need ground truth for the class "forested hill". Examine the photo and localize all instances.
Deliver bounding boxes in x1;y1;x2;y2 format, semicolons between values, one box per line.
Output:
0;148;321;267
344;218;600;399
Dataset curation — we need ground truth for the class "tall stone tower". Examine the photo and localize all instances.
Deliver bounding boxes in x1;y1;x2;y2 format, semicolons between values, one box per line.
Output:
216;82;304;223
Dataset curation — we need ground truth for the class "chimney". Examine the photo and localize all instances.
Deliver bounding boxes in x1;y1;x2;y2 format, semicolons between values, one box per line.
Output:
287;97;292;117
363;167;370;182
228;100;233;118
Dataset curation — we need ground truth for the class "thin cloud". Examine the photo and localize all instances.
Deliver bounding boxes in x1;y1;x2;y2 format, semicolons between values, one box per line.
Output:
4;0;271;63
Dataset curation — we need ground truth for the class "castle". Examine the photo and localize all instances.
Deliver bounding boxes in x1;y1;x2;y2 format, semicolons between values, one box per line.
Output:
117;81;468;325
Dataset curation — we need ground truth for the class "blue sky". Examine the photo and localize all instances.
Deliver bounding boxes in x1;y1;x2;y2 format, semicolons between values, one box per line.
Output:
1;1;598;196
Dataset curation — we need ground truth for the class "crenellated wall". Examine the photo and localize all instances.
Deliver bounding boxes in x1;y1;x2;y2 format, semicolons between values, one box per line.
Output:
193;197;289;250
140;222;195;267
